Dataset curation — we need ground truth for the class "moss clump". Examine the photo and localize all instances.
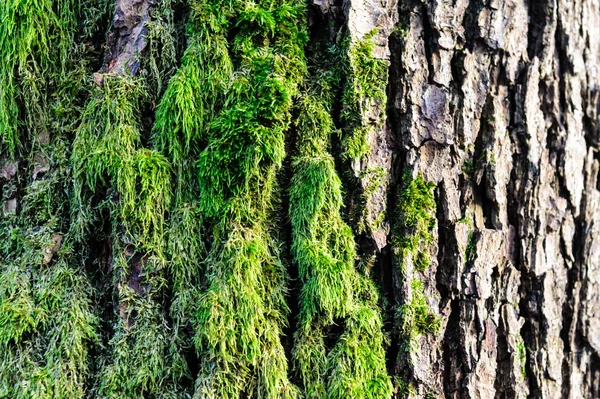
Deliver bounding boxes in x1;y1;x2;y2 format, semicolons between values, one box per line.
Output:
393;173;440;354
152;15;233;185
394;172;437;273
0;126;97;399
72;75;178;397
341;30;388;160
0;257;98;399
73;77;171;258
290;89;391;397
0;0;78;155
153;0;307;397
95;252;181;399
0;5;98;392
396;279;441;352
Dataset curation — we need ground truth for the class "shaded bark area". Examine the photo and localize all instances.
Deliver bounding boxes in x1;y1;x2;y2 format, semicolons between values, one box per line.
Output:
105;0;153;75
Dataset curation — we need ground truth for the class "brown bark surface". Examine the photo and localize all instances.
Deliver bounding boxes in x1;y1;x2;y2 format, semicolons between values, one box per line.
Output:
367;0;600;397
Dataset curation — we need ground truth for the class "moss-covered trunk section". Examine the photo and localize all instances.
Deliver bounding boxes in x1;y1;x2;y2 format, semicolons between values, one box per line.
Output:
1;0;599;398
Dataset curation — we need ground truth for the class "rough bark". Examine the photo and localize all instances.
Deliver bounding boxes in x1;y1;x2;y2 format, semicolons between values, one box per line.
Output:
105;0;153;76
383;0;600;397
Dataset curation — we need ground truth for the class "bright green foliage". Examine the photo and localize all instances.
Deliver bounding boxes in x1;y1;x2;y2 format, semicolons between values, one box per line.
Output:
152;4;233;182
194;218;298;399
153;0;307;397
0;119;97;398
1;0;407;396
397;280;440;352
73;77;171;257
341;30;388;159
394;172;437;273
290;92;392;398
0;0;78;155
72;75;180;397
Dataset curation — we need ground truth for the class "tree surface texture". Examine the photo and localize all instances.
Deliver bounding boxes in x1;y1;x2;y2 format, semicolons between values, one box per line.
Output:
0;0;598;398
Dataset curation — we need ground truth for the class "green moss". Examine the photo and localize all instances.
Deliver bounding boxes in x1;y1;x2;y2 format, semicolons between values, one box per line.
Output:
395;377;416;396
0;0;79;155
516;334;527;379
0;18;97;390
0;262;97;399
151;0;309;397
95;252;181;398
0;157;98;399
152;23;233;178
143;0;177;96
289;77;391;399
341;30;388;160
73;76;171;257
391;23;410;40
73;75;176;396
393;173;440;355
357;166;387;233
194;219;298;399
394;172;437;274
397;280;441;352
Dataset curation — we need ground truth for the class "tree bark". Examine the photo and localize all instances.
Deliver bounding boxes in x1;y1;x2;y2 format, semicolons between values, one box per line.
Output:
383;0;600;397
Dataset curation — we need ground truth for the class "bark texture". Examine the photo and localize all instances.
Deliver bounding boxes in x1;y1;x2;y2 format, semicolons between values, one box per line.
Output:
0;0;598;398
384;0;600;397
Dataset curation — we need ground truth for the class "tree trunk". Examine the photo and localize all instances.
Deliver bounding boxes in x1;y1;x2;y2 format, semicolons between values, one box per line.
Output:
0;0;598;398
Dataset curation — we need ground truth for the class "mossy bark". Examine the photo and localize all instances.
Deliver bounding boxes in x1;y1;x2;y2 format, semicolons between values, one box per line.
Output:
1;0;599;398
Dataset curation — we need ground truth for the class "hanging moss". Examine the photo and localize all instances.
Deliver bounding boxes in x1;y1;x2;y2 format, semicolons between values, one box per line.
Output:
152;5;233;176
164;202;205;386
0;3;99;392
154;0;308;397
0;0;78;155
72;72;180;397
94;251;182;399
290;88;392;397
73;77;171;257
1;1;411;396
